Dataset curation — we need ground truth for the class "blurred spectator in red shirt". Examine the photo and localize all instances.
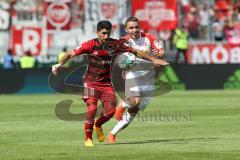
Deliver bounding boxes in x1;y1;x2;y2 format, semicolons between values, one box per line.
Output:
214;0;230;21
182;10;200;39
224;20;240;45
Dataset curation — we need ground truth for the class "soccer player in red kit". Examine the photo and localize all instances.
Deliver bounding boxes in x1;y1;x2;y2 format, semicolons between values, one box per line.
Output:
52;20;168;147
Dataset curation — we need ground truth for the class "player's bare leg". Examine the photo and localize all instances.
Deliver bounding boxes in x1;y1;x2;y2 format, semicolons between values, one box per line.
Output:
107;97;140;144
115;97;140;120
95;101;115;142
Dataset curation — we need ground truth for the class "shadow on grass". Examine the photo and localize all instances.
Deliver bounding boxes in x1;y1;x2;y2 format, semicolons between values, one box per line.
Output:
104;137;220;145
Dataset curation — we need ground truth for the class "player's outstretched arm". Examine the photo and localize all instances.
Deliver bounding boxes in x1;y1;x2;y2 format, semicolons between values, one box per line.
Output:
52;51;75;75
131;48;169;66
153;48;165;58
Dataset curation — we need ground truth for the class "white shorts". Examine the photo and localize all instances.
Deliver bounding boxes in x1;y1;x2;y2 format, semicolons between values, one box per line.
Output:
125;78;154;110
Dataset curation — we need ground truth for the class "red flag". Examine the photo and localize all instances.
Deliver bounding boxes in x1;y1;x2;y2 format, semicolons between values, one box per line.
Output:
10;26;43;56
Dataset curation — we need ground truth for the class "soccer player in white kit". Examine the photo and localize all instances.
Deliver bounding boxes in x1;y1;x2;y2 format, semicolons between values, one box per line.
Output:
106;17;167;143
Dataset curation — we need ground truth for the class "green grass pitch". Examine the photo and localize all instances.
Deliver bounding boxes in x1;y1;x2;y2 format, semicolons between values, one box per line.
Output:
0;90;240;160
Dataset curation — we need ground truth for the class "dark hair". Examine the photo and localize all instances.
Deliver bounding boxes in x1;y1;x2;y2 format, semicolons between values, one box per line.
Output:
26;50;32;56
97;20;112;31
8;49;12;54
63;47;67;52
125;17;139;27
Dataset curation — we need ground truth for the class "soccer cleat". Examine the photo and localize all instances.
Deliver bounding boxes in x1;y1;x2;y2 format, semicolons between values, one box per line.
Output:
106;133;116;144
114;104;125;121
84;138;94;147
94;119;105;142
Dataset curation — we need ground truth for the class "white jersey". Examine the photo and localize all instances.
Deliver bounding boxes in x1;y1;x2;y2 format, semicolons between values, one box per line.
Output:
122;32;163;81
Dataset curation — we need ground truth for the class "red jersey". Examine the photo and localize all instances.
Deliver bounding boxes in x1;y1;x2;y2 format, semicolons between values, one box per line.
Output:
72;38;132;87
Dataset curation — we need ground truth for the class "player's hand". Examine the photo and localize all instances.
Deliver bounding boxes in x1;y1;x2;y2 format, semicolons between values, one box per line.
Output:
153;49;164;58
153;59;169;66
52;64;62;75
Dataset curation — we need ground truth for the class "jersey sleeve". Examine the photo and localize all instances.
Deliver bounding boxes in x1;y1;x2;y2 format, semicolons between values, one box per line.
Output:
72;40;92;56
146;33;163;50
116;38;133;53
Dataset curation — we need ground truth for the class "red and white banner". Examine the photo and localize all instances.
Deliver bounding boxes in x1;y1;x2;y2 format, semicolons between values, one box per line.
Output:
85;0;127;26
10;26;44;56
187;43;240;64
71;0;85;28
131;0;178;30
45;1;71;30
11;0;43;26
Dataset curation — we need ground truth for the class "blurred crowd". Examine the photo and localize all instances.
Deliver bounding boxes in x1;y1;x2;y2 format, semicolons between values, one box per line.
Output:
180;0;240;42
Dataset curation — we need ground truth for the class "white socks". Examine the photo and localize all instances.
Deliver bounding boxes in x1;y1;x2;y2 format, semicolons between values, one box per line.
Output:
110;112;135;135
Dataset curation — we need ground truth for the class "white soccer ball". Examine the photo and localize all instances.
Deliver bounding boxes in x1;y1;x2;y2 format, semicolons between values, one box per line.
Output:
117;52;136;70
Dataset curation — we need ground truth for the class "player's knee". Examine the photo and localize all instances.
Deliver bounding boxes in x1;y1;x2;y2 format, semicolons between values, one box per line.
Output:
86;99;97;112
85;112;97;123
128;97;141;107
85;119;94;125
104;108;115;119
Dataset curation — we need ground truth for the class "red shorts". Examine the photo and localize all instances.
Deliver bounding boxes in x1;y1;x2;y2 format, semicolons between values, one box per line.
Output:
82;84;115;103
